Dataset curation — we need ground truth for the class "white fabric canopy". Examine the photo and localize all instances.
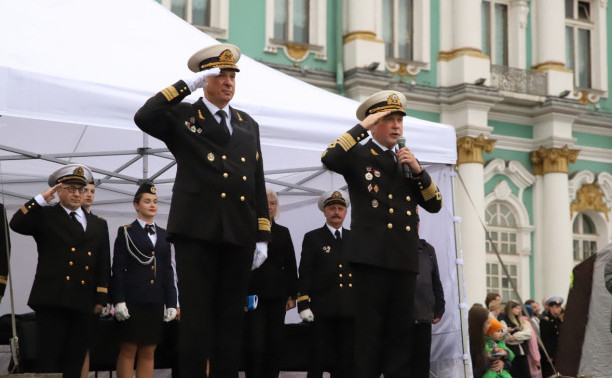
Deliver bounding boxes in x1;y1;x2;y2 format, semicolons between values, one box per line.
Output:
0;0;463;376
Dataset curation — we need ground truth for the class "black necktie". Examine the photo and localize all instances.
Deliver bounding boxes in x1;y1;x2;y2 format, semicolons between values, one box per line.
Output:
335;230;341;240
387;149;397;163
214;110;231;145
144;224;156;235
70;212;84;232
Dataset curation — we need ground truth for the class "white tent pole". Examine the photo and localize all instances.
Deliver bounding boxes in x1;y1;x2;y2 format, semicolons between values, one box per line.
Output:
143;133;149;181
452;170;472;378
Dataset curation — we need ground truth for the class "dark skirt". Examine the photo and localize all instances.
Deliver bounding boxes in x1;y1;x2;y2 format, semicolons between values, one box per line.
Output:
115;303;164;345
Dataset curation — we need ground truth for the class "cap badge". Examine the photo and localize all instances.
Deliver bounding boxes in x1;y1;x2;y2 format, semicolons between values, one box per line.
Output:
74;167;84;176
150;186;157;194
323;246;331;253
332;191;342;199
387;94;401;106
219;49;234;63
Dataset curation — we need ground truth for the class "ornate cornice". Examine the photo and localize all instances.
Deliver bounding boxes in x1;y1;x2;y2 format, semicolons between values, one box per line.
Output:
457;135;497;165
570;183;610;221
438;47;489;62
529;146;579;175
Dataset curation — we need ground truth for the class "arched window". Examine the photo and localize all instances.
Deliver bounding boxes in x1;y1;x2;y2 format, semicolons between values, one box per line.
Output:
485;201;519;302
572;213;598;263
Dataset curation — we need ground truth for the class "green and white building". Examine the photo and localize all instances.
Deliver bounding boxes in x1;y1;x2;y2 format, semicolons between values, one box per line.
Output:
164;0;612;305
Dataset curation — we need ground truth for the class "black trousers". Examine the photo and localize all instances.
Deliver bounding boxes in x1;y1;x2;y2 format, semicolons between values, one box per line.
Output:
243;297;286;378
174;238;253;378
307;315;354;378
408;322;432;378
35;307;91;378
351;264;416;378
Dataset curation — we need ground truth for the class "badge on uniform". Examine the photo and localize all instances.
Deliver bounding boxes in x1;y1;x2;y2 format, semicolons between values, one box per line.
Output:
190;126;196;132
374;185;379;193
371;199;379;208
367;184;373;192
323;246;331;253
207;153;215;162
190;117;196;124
197;128;203;134
374;170;381;178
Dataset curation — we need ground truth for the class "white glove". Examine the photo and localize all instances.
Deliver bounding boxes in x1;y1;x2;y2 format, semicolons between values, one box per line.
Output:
114;302;130;321
251;241;268;270
184;67;221;92
164;307;178;322
299;309;315;322
100;304;112;317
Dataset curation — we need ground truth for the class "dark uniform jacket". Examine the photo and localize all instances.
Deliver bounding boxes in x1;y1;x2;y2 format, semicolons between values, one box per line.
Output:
297;225;353;317
414;239;445;323
321;124;443;273
110;220;178;307
134;81;271;247
0;204;10;298
9;199;110;314
248;221;298;300
540;310;561;359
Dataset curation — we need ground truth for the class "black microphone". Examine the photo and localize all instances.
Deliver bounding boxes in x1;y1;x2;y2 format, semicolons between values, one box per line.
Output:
396;136;411;178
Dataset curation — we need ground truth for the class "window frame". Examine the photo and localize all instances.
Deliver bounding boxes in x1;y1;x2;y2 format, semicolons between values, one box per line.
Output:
162;0;229;40
482;0;509;66
264;0;327;62
572;212;600;264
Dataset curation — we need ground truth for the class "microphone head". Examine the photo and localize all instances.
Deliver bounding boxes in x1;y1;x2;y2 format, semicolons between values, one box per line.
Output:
396;136;406;148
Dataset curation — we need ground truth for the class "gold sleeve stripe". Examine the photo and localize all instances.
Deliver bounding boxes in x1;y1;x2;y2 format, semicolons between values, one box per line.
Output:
160;86;179;101
422;182;439;201
0;276;7;285
20;205;28;215
96;287;108;294
337;133;357;151
297;295;310;303
258;218;271;232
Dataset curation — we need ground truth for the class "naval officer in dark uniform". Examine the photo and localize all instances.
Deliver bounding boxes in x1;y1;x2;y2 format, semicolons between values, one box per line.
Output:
134;43;271;378
0;202;10;304
9;164;111;378
321;90;443;378
244;188;298;378
297;190;354;378
111;183;178;378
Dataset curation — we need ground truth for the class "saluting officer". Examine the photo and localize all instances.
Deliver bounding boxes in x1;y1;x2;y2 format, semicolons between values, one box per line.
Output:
134;43;271;377
297;190;354;378
9;164;111;378
111;183;178;378
321;90;443;377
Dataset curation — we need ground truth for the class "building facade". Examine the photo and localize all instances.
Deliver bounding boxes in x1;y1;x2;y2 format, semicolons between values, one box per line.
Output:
162;0;612;305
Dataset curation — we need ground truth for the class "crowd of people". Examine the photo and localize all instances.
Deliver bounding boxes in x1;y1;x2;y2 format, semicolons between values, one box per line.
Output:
468;292;565;378
0;42;447;378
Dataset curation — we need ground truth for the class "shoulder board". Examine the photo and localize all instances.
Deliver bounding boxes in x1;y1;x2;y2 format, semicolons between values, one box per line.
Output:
96;215;106;221
122;224;132;228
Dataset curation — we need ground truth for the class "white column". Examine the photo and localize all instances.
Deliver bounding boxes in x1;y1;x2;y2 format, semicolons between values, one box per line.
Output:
541;172;574;297
438;0;490;86
456;163;487;305
456;136;497;305
530;146;579;299
531;0;573;95
343;0;385;72
508;0;529;69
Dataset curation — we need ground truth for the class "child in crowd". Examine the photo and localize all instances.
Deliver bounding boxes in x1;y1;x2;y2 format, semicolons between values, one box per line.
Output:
484;318;515;378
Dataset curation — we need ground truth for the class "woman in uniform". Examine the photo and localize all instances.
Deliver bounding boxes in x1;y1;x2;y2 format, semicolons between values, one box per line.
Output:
111;183;178;378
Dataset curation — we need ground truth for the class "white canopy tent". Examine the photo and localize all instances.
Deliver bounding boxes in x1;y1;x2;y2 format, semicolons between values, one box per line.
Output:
0;0;464;376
